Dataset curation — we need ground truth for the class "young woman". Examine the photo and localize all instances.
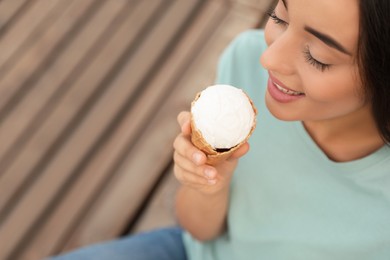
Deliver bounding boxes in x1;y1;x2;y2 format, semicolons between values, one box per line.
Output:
50;0;390;259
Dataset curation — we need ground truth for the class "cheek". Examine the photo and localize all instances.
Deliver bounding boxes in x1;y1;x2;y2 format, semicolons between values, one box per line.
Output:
302;68;362;103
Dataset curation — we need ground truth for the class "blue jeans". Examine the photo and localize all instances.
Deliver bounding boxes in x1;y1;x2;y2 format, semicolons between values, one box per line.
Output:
49;227;187;260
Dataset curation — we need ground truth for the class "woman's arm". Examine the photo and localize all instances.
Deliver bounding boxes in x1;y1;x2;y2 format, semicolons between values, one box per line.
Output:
175;185;230;241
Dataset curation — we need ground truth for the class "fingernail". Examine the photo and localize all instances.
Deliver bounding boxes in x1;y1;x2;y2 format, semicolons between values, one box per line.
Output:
192;152;203;165
181;122;189;133
204;168;215;179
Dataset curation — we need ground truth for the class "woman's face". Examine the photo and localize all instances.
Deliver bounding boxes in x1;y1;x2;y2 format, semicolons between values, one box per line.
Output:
260;0;365;122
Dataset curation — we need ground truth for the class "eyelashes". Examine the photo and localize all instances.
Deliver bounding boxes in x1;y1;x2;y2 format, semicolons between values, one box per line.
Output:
303;46;331;72
267;10;331;72
267;10;288;26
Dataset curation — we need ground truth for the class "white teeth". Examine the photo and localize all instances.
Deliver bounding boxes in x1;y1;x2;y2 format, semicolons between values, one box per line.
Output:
274;83;304;96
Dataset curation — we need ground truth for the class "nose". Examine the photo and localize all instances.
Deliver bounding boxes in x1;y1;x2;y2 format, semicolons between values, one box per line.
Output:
260;29;297;76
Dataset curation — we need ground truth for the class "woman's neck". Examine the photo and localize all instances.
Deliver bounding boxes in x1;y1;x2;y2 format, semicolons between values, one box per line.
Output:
303;106;384;162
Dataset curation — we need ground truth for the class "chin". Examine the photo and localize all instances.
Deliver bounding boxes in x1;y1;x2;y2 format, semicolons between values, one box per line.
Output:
265;92;301;122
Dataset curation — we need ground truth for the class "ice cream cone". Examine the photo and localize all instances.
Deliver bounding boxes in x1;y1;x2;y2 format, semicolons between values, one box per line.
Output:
190;89;257;165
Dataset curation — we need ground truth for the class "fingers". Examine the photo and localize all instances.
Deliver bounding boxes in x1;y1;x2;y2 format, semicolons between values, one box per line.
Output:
174;151;216;178
173;151;199;176
173;132;206;166
174;111;220;189
173;164;216;188
173;152;218;186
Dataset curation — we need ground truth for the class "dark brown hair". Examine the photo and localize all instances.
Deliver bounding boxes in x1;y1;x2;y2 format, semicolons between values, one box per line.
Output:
357;0;390;143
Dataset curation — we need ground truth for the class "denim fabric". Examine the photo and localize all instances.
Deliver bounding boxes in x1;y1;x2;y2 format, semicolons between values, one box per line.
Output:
48;227;187;260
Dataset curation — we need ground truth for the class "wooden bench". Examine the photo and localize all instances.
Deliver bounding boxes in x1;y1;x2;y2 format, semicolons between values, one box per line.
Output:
0;0;275;259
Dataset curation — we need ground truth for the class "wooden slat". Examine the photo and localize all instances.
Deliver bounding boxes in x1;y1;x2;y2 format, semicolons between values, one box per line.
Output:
0;0;96;162
0;1;135;259
0;0;101;216
0;0;56;65
0;0;30;35
132;169;180;233
0;0;72;110
1;0;203;258
0;0;128;211
3;2;127;166
0;0;162;220
15;1;164;259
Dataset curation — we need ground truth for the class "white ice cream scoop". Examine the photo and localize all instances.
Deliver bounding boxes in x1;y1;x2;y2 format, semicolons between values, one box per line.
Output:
190;84;257;164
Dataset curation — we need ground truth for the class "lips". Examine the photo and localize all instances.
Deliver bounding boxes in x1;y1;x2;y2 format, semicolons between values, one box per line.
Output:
273;82;304;96
267;72;305;103
268;73;305;96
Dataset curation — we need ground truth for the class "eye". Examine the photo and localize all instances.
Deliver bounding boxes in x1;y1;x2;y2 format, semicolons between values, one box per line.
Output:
267;10;288;27
303;46;331;72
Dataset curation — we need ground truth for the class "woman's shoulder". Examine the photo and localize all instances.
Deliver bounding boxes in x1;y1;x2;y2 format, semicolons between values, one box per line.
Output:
232;29;266;47
222;29;267;60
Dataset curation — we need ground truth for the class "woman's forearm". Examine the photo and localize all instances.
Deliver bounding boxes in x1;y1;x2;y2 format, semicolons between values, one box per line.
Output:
175;185;230;241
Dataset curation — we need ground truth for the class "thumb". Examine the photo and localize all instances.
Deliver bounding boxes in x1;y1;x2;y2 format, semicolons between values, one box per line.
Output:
177;111;191;135
228;142;250;161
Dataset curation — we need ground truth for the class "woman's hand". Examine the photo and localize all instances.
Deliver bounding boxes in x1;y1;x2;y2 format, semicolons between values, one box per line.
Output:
173;111;250;240
173;111;249;195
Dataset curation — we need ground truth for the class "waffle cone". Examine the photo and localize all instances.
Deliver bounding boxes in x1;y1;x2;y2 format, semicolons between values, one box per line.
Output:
190;91;257;165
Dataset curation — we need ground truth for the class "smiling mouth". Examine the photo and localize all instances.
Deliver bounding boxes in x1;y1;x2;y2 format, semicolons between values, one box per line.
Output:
273;82;305;96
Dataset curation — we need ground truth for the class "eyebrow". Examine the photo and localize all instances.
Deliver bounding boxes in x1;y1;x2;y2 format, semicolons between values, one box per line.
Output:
304;26;352;56
281;0;351;56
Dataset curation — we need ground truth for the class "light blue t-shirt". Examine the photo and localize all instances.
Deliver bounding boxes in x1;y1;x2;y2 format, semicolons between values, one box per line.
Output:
183;30;390;260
